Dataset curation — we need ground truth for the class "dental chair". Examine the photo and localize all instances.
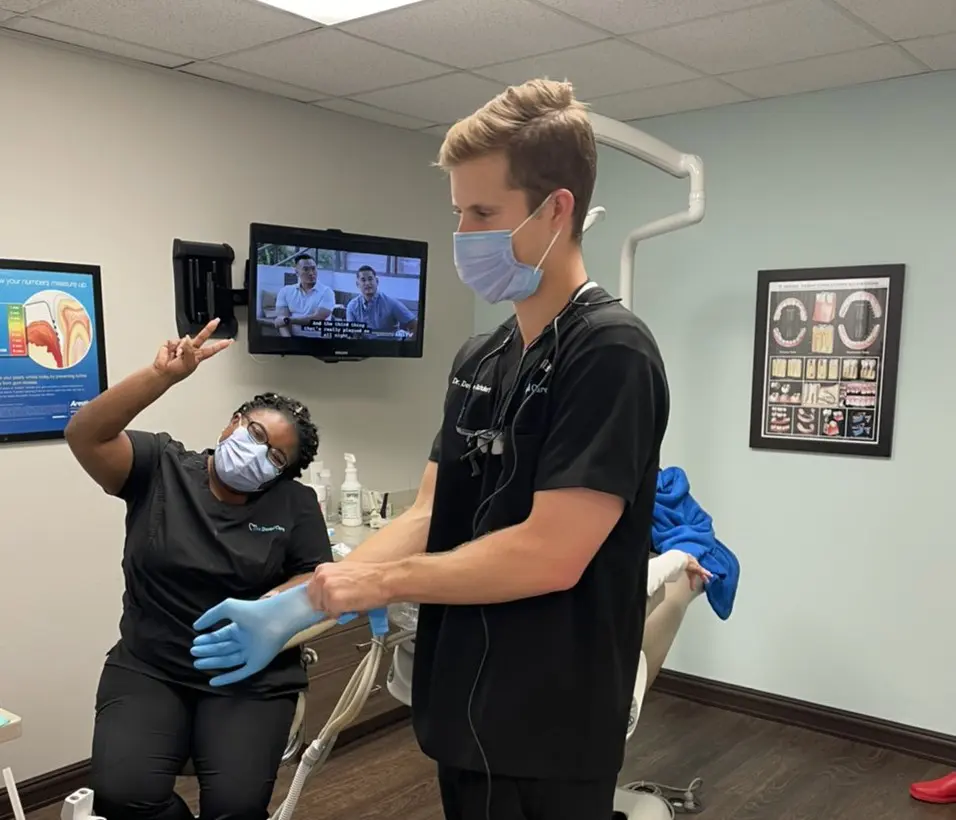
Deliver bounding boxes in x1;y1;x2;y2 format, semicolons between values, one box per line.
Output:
178;645;318;777
61;557;704;820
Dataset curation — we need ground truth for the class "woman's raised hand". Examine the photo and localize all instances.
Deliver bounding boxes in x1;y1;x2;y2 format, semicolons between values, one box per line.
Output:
153;318;232;384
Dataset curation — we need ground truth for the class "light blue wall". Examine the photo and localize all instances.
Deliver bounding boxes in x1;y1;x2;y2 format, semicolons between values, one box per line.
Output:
475;70;956;733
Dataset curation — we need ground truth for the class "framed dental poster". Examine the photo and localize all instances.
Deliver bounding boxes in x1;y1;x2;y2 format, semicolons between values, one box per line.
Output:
748;264;905;458
0;258;108;444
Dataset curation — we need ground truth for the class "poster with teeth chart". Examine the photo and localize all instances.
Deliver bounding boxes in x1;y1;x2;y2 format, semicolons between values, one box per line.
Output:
0;259;108;444
748;264;905;459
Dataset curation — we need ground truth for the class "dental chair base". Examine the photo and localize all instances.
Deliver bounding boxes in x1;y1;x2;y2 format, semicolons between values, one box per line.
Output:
613;790;673;820
389;643;699;819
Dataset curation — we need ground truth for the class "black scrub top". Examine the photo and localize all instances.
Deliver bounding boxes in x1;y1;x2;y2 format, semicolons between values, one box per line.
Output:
412;285;670;781
105;430;332;698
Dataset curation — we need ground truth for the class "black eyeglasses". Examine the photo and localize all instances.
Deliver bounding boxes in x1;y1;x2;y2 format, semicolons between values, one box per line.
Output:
242;415;288;470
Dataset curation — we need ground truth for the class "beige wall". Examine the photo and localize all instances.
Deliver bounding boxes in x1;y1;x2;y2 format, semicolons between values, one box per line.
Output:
0;34;468;780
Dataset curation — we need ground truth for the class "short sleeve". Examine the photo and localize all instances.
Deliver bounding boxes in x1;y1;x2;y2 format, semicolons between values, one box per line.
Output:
319;286;336;313
275;286;290;311
285;490;333;577
428;429;441;463
391;297;415;324
117;430;169;503
535;333;665;503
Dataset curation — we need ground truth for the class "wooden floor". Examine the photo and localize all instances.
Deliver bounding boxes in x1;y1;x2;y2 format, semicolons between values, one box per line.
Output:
31;692;954;819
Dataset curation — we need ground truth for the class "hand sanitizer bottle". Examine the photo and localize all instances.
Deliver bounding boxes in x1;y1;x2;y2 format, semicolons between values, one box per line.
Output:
309;461;327;509
340;453;363;527
319;465;333;519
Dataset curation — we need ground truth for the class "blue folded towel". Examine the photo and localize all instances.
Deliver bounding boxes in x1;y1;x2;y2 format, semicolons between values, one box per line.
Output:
652;466;740;620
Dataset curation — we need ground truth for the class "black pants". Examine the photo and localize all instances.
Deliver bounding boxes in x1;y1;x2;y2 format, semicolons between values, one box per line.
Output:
91;664;297;820
437;765;617;820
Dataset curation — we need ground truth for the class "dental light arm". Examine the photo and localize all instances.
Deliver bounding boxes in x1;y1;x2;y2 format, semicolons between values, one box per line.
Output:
584;112;705;311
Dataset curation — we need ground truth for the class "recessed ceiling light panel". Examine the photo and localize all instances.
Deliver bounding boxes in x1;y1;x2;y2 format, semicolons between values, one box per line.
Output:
255;0;428;26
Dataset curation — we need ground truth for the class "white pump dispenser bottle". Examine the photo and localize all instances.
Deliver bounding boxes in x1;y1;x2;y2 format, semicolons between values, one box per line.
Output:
339;453;363;527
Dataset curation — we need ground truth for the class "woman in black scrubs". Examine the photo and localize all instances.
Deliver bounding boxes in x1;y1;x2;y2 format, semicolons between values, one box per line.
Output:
65;320;332;820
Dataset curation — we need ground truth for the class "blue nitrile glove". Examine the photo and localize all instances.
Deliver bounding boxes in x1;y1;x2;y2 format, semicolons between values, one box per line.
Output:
191;584;355;686
368;608;389;638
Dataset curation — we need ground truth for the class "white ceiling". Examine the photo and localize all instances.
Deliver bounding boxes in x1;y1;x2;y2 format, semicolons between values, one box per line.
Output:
1;0;954;132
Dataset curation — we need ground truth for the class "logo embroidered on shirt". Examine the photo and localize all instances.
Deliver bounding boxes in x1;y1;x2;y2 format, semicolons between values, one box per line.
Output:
249;523;286;533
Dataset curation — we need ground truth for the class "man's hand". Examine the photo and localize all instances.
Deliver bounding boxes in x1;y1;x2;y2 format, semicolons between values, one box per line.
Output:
684;556;713;590
153;318;231;384
307;562;391;616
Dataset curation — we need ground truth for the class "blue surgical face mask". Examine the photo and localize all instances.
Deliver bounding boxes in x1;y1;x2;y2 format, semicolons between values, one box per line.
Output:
214;425;280;493
453;196;561;304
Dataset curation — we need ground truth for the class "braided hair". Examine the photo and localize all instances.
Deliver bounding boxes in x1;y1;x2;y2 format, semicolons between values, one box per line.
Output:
234;392;319;481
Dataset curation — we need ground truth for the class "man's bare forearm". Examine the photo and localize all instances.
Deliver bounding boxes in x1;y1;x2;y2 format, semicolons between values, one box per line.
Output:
65;366;173;445
381;522;570;605
343;506;431;564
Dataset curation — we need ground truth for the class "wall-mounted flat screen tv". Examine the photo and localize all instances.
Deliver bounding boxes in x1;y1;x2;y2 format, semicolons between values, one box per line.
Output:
248;223;428;362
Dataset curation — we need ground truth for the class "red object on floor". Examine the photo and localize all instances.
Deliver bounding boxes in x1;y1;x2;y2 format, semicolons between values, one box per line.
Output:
910;772;956;804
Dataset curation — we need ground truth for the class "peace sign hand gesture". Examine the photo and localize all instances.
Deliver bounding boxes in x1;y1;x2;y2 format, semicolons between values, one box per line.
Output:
153;318;232;384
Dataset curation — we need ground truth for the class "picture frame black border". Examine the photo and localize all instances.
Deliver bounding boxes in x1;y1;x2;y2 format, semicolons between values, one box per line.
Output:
247;222;428;362
748;263;905;459
0;257;109;445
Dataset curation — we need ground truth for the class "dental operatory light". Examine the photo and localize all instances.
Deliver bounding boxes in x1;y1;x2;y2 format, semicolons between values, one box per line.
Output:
255;0;427;25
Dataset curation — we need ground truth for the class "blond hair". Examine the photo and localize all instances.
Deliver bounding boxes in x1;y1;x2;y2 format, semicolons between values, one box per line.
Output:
437;79;597;241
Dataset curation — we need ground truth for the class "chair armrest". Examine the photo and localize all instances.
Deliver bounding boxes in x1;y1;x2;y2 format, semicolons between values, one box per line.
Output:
648;552;689;598
281;618;337;652
646;551;690;618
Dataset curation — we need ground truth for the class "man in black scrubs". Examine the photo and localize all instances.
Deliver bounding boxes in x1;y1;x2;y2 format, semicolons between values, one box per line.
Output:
309;79;670;819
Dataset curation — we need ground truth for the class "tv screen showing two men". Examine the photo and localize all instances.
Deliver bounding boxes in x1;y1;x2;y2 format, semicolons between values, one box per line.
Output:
254;244;420;343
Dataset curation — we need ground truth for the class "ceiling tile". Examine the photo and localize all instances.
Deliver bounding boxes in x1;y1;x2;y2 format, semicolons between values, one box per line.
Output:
722;45;926;97
475;39;699;99
342;0;603;69
833;0;956;41
420;124;450;138
352;73;505;124
630;0;879;75
0;10;15;21
901;32;956;69
180;62;324;102
314;98;436;130
590;78;750;120
534;0;778;36
4;16;189;66
215;29;447;96
0;0;48;11
35;0;317;60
